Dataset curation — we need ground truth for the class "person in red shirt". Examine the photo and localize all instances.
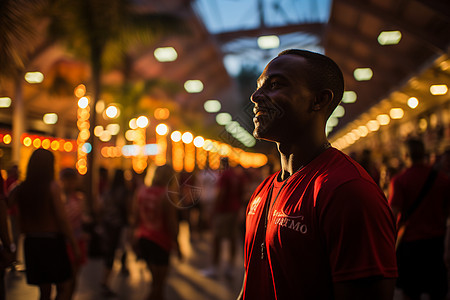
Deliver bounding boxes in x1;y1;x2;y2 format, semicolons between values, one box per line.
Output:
238;49;397;300
132;164;181;300
203;157;245;278
60;168;89;299
389;138;450;299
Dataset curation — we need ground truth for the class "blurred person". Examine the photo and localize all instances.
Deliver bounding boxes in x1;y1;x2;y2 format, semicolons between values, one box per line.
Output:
127;168;147;263
5;165;20;272
195;165;219;234
203;157;245;278
132;164;181;300
436;147;450;177
359;148;381;186
60;168;89;298
389;138;450;300
98;167;109;200
87;167;109;259
238;49;397;299
177;170;199;239
99;169;130;296
1;166;16;300
11;149;80;300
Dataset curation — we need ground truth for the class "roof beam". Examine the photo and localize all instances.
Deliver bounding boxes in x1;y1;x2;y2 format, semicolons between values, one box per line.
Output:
339;0;448;53
213;23;326;44
413;0;450;20
326;24;415;67
327;47;404;85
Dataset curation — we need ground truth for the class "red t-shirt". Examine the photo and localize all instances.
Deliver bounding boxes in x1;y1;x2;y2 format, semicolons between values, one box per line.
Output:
136;186;172;251
244;148;397;299
388;164;450;242
216;168;244;213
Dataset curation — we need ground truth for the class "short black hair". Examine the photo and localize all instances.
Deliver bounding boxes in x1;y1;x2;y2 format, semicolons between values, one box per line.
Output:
278;49;344;118
405;138;425;163
60;167;78;180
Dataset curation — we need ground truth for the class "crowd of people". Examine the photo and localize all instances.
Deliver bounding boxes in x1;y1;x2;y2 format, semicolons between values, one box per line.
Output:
0;148;261;300
0;49;449;300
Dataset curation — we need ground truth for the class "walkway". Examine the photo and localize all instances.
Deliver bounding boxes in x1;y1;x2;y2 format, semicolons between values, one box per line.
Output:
5;222;244;300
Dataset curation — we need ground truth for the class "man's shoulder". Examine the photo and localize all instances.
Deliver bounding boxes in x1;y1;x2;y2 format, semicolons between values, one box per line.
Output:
251;173;278;197
317;148;373;184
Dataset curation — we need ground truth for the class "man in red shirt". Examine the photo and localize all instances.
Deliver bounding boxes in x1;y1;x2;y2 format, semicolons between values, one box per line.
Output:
238;49;397;299
389;138;450;299
203;157;245;278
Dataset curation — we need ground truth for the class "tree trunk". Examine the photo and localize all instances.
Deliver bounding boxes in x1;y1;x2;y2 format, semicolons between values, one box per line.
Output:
85;47;102;215
12;74;25;164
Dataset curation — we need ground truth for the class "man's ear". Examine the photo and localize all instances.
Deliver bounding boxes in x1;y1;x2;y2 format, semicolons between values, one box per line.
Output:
313;89;334;111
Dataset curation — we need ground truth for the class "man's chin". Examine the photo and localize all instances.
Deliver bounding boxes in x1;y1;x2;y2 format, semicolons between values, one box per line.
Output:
253;126;274;142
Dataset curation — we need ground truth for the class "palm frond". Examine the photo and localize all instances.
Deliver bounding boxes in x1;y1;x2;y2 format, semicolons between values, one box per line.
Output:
0;0;47;76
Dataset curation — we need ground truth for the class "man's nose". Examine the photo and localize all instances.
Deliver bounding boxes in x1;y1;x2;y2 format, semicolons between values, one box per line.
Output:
251;88;262;104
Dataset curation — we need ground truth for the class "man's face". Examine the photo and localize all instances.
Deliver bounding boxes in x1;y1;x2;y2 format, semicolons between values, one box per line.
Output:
251;54;316;142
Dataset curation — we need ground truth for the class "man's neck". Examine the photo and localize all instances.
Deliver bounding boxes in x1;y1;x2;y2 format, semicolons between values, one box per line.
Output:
277;138;330;181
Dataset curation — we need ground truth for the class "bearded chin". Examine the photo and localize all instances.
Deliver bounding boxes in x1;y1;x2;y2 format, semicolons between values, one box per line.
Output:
253;120;271;140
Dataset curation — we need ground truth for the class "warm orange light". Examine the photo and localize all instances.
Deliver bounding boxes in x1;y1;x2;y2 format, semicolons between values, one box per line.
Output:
184;142;195;172
430;84;448;95
33;138;41;148
64;142;73;152
219;144;231;156
23;137;32;147
255;154;268;167
3;134;11;145
76;158;87;168
136;116;149;128
156;123;169;135
58;140;66;151
107;147;113;158
78;121;90;130
101;147;109;157
111;147;117;157
193;136;205;148
74;84;86;98
133;160;147;174
172;140;184;172
79;110;90;120
105;105;120;119
77;166;87;175
182;132;194;144
78;97;89;109
155;134;167;166
132;127;147;175
228;147;241;166
154;108;170;120
208;151;220;170
203;139;213;151
171;131;182;142
376;114;390;126
42;139;51;149
79;129;90;141
50;140;59;151
390;108;404;119
196;147;207;170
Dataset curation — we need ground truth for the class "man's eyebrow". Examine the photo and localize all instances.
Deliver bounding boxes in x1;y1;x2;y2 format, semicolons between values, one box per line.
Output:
257;74;287;87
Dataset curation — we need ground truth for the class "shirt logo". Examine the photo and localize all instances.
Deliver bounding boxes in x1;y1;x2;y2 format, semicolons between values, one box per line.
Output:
248;196;262;215
272;210;308;234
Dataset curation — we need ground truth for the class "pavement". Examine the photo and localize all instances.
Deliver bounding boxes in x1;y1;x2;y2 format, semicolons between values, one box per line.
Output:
3;221;433;300
5;222;244;300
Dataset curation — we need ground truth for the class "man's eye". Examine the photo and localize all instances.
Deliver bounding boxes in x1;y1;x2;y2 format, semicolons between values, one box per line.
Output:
270;81;280;89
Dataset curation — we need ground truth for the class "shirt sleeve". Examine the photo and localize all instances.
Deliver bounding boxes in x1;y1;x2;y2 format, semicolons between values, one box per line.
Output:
388;175;404;210
319;179;398;282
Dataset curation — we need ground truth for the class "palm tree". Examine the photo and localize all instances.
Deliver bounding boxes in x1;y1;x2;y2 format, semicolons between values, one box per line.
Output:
46;0;186;208
0;0;51;163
